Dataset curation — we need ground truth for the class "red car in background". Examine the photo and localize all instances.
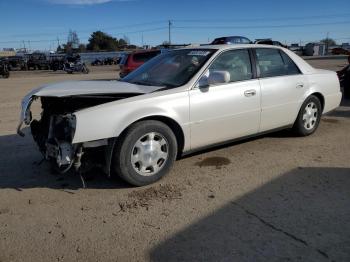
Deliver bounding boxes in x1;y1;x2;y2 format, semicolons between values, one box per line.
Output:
119;50;162;78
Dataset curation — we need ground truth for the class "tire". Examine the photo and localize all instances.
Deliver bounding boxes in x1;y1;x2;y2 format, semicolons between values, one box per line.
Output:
292;95;322;136
112;120;178;186
344;85;350;99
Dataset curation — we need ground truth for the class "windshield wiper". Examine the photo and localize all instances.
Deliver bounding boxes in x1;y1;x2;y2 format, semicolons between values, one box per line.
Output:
131;81;155;86
151;83;178;93
129;80;176;89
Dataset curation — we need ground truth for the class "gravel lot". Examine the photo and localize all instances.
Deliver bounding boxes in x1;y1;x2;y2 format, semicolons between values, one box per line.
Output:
0;59;349;262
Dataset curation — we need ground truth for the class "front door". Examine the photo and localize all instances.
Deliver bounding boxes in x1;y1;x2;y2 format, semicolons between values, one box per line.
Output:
189;49;261;149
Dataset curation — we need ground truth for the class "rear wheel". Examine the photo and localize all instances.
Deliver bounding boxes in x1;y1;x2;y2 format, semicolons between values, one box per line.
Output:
292;95;322;136
112;120;177;186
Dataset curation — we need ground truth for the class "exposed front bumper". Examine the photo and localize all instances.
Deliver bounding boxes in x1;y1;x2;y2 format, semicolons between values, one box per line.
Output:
17;95;34;136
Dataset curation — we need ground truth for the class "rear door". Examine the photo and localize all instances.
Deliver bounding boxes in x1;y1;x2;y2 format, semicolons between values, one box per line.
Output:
254;48;307;131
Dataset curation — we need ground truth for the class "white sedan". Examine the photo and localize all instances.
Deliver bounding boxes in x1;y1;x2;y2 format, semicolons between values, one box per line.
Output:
18;45;342;186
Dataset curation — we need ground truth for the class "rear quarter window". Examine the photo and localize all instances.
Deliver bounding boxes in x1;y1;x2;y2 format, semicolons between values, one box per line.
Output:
280;51;301;75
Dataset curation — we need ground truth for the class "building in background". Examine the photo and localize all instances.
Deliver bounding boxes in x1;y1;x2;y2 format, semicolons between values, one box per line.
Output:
304;42;326;56
0;49;16;57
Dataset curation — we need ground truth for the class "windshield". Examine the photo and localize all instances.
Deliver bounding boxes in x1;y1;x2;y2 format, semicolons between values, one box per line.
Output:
122;49;216;88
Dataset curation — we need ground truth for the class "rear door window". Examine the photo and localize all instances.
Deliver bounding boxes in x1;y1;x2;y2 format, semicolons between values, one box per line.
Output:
255;48;301;78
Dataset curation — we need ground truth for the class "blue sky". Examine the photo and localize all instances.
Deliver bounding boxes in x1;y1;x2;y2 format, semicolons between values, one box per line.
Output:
0;0;349;51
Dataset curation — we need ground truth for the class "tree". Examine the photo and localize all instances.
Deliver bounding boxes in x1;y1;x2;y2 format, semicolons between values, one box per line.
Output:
320;38;336;47
118;38;128;48
87;31;119;51
78;44;86;52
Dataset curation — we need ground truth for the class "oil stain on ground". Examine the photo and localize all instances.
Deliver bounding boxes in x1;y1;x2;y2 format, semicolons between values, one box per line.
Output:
195;157;231;169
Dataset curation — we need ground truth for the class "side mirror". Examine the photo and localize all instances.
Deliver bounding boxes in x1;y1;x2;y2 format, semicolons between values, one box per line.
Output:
197;70;230;89
208;70;230;85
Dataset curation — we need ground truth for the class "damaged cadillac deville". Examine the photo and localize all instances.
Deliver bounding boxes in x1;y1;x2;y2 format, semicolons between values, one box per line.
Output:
17;45;342;186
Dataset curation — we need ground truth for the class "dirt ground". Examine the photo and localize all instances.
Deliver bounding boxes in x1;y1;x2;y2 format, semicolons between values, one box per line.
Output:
0;59;349;262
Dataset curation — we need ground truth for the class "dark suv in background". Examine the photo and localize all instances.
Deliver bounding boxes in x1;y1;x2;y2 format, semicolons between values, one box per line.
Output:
7;56;28;71
27;53;50;70
254;39;288;48
119;50;162;78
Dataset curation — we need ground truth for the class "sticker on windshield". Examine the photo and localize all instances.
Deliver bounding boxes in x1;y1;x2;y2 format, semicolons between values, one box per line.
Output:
187;51;211;56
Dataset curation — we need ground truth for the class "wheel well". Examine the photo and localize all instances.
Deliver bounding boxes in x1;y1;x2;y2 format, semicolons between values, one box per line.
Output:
311;92;325;112
132;116;185;156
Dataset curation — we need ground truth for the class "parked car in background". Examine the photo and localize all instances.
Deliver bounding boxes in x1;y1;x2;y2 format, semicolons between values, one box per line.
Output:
103;57;116;65
255;39;287;48
0;58;10;78
273;41;288;48
91;59;103;66
27;53;50;70
49;54;66;71
332;48;350;55
7;56;27;71
211;36;252;45
18;45;341;186
119;50;161;78
289;45;304;56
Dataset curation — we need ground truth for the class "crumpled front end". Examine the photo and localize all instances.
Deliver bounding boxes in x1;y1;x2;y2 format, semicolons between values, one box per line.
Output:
18;95;82;173
17;94;132;174
16;80;156;175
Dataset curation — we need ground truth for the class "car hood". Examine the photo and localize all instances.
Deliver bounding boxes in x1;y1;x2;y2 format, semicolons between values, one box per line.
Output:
17;80;163;136
31;80;161;97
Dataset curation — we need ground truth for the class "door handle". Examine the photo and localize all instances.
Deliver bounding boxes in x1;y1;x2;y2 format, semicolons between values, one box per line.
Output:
296;83;304;88
244;89;256;97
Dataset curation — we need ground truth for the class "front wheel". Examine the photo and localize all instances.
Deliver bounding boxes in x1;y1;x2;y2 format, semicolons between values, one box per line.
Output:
292;95;322;136
112;120;178;186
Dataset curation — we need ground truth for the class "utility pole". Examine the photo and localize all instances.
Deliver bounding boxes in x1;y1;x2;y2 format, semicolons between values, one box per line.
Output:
57;37;60;50
325;32;329;55
141;33;144;47
168;20;172;45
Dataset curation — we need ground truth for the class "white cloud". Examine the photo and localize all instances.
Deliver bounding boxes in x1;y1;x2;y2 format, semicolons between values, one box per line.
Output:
47;0;132;5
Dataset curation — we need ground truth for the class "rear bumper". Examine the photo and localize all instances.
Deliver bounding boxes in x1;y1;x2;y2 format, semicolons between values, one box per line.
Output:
323;92;342;114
